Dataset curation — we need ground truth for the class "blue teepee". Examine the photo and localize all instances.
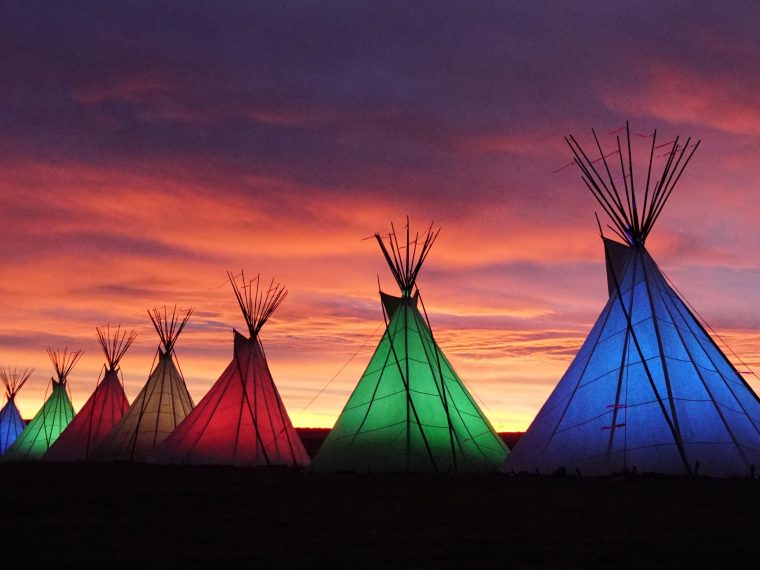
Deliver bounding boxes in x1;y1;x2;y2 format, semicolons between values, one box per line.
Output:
504;124;760;477
0;366;33;455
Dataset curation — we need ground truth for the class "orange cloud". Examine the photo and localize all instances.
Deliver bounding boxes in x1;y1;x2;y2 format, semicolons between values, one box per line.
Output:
602;62;760;136
3;128;760;433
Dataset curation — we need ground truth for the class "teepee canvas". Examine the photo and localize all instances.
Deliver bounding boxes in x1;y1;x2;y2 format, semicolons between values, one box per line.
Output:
4;349;80;461
94;307;194;462
45;326;135;461
0;366;33;455
151;273;309;467
504;123;760;477
314;221;508;473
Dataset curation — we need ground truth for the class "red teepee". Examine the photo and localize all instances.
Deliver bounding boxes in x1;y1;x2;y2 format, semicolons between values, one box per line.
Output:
151;272;309;467
45;326;134;461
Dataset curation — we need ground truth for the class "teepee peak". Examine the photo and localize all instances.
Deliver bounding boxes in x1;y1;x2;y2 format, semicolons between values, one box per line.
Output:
566;121;700;247
228;271;287;339
148;306;192;353
375;218;440;296
47;348;83;386
0;366;33;400
97;325;137;372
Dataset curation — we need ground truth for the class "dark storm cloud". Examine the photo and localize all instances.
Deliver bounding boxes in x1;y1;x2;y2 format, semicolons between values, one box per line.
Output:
4;0;757;202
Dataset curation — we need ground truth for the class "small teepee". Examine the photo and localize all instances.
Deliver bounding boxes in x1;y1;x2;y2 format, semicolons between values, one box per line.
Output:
94;307;194;462
151;273;309;466
45;326;135;461
0;366;33;455
314;221;508;473
504;123;760;477
4;349;80;461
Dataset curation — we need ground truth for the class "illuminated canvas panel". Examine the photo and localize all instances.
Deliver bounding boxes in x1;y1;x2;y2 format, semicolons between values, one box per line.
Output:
45;369;129;461
94;351;193;461
4;383;74;460
504;242;760;476
315;295;508;473
0;399;27;455
152;331;309;466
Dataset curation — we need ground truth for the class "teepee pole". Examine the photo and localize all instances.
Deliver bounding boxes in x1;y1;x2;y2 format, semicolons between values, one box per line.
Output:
646;140;700;235
233;337;270;465
418;293;465;471
639;251;689;456
379;293;438;472
261;338;299;463
655;261;760;429
232;342;248;464
404;298;411;468
605;251;638;467
626;124;638;232
257;342;281;463
641;129;656;219
567;140;629;239
616;135;632;229
84;364;107;459
590;129;628;217
649;262;752;472
151;346;171;451
347;289;398;447
604;244;693;475
643;137;680;233
656;260;760;411
128;345;160;460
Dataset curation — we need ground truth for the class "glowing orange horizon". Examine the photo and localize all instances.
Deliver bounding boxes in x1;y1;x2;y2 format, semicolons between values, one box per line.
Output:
4;158;760;433
5;133;760;433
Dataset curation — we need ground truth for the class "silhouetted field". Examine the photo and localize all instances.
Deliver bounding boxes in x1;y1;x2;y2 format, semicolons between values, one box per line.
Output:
1;459;759;568
296;428;523;457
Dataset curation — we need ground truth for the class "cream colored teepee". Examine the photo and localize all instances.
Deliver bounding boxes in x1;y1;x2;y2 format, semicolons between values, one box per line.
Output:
94;307;194;462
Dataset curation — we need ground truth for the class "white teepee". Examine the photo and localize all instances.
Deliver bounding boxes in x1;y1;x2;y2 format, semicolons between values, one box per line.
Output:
94;308;194;461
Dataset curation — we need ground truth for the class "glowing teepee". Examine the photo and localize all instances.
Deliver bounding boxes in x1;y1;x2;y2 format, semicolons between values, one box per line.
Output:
0;366;33;455
94;307;194;462
45;326;135;462
4;349;80;461
152;273;309;466
314;221;508;473
504;123;760;477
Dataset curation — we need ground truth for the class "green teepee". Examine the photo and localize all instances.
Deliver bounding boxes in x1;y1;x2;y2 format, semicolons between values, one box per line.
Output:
4;348;79;461
314;221;508;473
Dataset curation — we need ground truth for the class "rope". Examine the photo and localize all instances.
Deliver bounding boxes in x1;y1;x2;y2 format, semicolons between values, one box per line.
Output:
656;260;760;386
298;323;382;414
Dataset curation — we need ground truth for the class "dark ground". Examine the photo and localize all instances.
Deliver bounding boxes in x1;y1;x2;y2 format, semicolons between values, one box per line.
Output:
1;431;759;568
297;428;524;458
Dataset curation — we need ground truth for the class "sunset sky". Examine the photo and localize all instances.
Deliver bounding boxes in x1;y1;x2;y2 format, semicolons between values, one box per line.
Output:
2;2;760;431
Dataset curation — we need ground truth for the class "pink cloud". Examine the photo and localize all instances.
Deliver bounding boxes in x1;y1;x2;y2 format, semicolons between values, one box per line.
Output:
602;62;760;136
70;70;179;105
